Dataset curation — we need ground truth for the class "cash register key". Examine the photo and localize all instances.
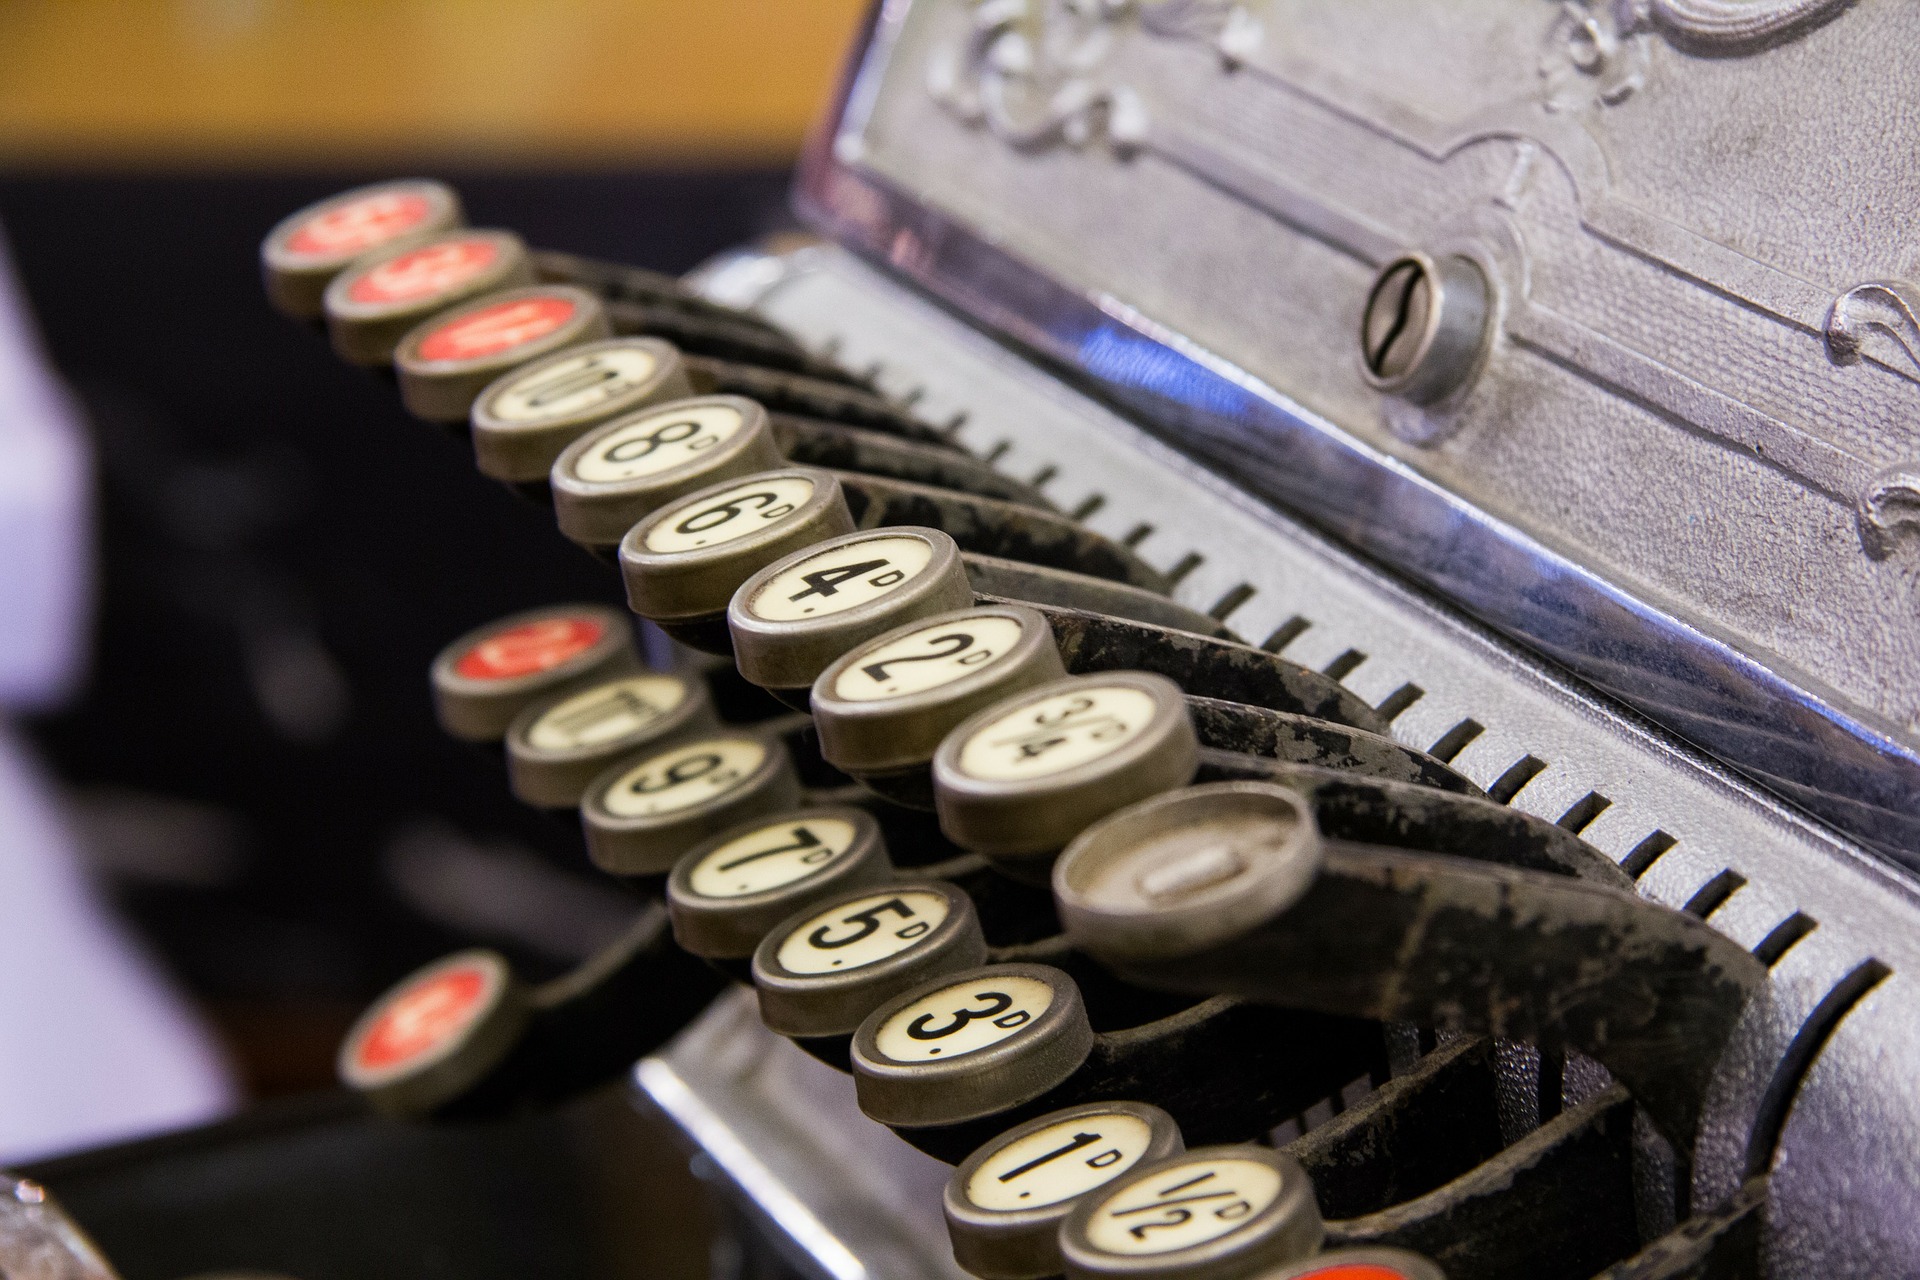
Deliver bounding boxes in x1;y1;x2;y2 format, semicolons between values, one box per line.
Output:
1052;783;1323;964
1058;1146;1323;1280
551;395;786;550
931;673;1199;864
1253;1248;1448;1280
667;806;895;960
580;732;802;875
430;603;640;742
849;963;1095;1128
752;881;987;1039
727;527;976;695
503;670;717;808
809;605;1068;782
392;285;610;424
945;1102;1185;1280
323;229;534;366
620;467;857;640
337;949;531;1117
261;179;463;319
469;336;694;483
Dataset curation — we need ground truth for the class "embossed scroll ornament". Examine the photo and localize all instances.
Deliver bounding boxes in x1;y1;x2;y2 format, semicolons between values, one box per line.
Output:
928;0;1260;151
1543;0;1855;111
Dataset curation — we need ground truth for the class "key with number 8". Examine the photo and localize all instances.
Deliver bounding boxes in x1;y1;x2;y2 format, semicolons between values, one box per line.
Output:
944;1101;1185;1280
1057;1146;1323;1280
552;395;788;551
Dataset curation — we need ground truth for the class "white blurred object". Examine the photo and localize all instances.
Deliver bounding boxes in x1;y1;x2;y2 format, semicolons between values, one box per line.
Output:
0;227;88;712
0;225;236;1164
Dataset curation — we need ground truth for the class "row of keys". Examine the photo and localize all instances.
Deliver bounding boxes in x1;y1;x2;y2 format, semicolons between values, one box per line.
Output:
264;181;1755;1280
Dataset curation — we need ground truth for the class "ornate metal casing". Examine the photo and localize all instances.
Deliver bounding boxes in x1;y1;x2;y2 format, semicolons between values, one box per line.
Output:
634;8;1920;1278
796;0;1920;869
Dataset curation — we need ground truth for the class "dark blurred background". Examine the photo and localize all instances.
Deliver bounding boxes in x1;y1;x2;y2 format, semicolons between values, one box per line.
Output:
0;4;866;1276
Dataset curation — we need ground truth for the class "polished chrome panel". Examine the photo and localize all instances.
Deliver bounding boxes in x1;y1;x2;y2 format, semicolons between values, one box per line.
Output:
791;0;1920;869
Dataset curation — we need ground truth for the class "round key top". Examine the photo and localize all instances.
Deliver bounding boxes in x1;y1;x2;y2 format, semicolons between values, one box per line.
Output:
551;395;785;549
581;731;802;875
504;670;717;808
1253;1248;1447;1280
1052;783;1323;963
324;229;533;365
393;285;610;423
262;179;463;319
338;949;531;1117
470;336;694;482
932;673;1199;866
728;527;976;695
667;807;895;960
430;603;639;742
754;881;987;1039
810;604;1067;784
945;1102;1184;1280
620;467;857;648
850;963;1094;1128
1058;1146;1323;1280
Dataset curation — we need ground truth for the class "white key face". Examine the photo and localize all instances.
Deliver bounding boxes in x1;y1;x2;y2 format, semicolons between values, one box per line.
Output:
774;890;951;975
748;536;934;623
523;675;687;752
1081;1157;1284;1257
872;974;1054;1063
569;403;747;484
599;738;766;819
965;1112;1157;1212
686;816;860;899
956;686;1159;781
831;615;1026;702
488;348;661;425
644;476;816;554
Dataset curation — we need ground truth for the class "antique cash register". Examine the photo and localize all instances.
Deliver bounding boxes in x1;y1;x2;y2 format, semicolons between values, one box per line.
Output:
193;3;1920;1277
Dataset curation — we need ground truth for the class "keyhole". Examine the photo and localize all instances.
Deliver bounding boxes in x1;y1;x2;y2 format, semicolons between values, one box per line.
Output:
1363;258;1432;380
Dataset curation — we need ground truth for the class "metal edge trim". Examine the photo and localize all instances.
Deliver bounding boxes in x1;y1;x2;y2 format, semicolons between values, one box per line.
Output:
634;1056;871;1280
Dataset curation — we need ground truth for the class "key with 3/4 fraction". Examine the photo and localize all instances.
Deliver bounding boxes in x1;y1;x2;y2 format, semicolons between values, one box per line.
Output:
809;604;1387;809
928;674;1467;880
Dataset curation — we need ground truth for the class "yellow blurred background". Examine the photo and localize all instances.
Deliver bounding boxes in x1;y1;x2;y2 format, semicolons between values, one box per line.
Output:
0;0;871;167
